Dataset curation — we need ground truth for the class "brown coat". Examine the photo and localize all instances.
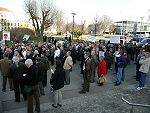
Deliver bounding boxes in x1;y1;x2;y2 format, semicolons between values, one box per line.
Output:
91;55;98;70
0;58;12;76
83;58;92;76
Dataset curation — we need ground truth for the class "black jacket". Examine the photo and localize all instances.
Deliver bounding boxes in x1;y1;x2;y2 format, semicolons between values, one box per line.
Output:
8;62;27;80
50;66;65;90
24;65;38;86
36;62;45;82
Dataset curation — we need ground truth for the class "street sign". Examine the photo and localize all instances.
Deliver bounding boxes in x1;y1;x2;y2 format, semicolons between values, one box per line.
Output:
3;31;10;41
23;34;30;41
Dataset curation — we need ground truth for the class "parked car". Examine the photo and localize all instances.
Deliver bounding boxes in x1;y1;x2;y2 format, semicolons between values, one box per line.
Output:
132;35;145;42
137;38;150;47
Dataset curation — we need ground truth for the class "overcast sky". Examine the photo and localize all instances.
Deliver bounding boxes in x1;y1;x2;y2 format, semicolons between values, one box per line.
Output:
1;0;150;23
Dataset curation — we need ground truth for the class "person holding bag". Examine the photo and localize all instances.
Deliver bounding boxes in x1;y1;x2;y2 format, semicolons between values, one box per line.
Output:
50;59;66;108
97;56;107;86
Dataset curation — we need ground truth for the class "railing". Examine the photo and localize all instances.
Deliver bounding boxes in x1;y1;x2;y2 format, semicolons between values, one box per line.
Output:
122;97;150;113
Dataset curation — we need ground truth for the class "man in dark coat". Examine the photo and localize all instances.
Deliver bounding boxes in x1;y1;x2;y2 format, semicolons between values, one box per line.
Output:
79;52;92;94
71;44;77;65
36;57;45;95
7;56;27;102
43;35;47;42
24;59;40;113
41;53;50;87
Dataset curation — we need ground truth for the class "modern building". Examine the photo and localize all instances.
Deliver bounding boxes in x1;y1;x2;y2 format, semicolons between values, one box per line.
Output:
0;7;33;31
114;20;150;37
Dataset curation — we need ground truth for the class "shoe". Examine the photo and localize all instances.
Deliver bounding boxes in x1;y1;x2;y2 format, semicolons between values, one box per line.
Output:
2;89;6;92
90;81;94;83
98;83;103;86
41;93;45;95
10;89;14;91
79;90;86;94
35;110;40;113
57;104;62;107
15;100;20;103
137;87;142;90
52;104;57;108
86;90;89;92
114;83;121;86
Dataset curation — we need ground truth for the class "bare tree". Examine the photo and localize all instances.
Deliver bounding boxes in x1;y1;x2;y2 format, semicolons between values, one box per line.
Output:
98;15;113;33
93;15;113;34
24;0;58;38
109;24;115;34
55;10;65;33
64;22;79;33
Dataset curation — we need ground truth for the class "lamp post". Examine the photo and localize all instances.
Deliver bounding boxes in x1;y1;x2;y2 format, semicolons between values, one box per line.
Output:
71;13;76;40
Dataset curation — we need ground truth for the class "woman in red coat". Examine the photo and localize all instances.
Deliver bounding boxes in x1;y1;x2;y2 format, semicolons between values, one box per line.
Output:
97;56;107;86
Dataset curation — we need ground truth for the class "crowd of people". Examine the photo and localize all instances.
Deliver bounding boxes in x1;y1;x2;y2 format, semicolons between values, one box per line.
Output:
0;38;149;113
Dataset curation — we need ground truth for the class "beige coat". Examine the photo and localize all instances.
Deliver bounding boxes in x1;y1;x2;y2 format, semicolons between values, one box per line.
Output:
0;58;12;76
63;56;73;70
139;56;150;73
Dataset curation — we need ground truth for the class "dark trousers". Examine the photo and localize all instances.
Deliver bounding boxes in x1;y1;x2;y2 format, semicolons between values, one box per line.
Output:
115;62;118;74
13;80;21;101
90;70;95;83
50;56;54;66
42;70;47;87
83;72;90;92
2;76;13;91
13;80;26;101
27;85;40;113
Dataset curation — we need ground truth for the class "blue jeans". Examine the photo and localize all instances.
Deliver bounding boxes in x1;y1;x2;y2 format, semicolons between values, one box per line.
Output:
139;72;147;87
116;67;123;84
122;68;125;81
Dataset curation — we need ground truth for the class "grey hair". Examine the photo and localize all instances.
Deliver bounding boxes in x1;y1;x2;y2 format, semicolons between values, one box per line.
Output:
12;56;19;67
67;51;71;56
25;59;33;65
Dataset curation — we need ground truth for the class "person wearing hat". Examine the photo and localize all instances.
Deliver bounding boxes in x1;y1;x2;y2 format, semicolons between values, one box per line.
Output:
0;52;13;92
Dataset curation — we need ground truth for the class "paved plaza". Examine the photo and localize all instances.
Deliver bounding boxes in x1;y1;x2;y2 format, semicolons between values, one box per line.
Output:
1;62;150;113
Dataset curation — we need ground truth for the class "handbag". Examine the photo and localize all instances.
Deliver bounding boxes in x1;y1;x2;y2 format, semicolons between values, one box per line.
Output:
23;85;33;95
99;76;107;83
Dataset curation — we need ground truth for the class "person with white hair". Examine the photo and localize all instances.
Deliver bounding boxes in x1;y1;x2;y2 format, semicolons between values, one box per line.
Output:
54;46;60;58
137;52;150;90
24;59;40;113
7;56;27;102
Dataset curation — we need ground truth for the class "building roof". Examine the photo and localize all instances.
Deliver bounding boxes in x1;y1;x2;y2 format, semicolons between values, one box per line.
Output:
0;7;12;12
